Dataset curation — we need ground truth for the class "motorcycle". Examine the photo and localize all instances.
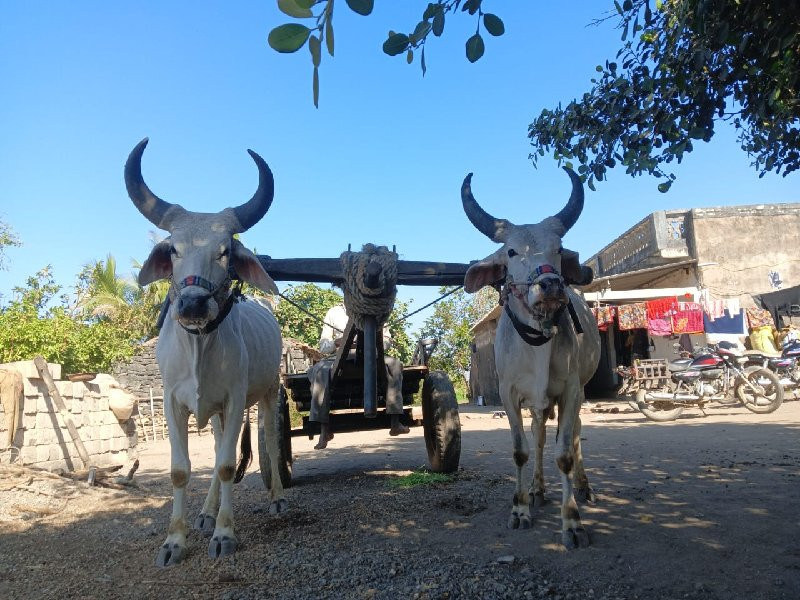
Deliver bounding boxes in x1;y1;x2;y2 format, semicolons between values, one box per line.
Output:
632;341;784;422
743;339;800;393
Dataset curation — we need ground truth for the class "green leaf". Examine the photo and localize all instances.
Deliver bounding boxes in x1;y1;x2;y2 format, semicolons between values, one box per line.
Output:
657;181;672;193
278;0;312;18
623;0;632;10
325;16;335;56
411;20;432;43
309;34;321;67
432;11;445;37
483;14;504;37
383;33;410;56
312;65;319;108
268;23;311;53
406;48;414;64
345;0;373;16
465;33;485;63
421;45;427;76
423;3;438;20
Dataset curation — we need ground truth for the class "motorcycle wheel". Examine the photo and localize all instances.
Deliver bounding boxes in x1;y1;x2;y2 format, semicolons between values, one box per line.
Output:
635;388;685;422
735;367;784;414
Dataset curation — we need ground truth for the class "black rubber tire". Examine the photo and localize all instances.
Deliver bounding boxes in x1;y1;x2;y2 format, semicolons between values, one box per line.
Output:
635;388;685;422
736;366;784;414
258;385;293;490
421;370;461;473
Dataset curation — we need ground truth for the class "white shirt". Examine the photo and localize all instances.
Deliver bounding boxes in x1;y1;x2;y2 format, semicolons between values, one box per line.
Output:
319;304;392;354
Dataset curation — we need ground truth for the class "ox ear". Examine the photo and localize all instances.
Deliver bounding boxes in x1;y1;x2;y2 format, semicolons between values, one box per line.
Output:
231;239;278;295
561;248;594;286
464;253;506;294
138;240;173;286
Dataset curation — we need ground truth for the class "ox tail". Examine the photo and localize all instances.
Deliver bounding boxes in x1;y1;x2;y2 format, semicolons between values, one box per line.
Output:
234;409;253;484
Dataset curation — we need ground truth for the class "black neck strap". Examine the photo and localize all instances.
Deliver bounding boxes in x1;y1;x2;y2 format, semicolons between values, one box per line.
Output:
504;302;554;346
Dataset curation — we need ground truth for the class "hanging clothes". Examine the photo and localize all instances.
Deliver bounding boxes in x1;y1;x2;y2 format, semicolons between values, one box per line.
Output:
745;307;774;330
672;302;704;334
646;297;678;337
591;305;616;331
617;302;648;330
754;284;800;328
703;309;746;335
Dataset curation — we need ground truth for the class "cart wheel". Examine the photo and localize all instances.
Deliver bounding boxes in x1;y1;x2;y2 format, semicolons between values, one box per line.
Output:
421;371;461;473
258;385;293;490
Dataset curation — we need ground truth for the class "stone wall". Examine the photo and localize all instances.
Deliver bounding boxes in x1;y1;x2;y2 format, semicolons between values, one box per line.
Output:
112;338;163;399
0;361;136;472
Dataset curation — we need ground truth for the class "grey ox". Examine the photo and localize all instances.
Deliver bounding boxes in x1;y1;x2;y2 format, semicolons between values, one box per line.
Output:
461;168;601;549
125;138;286;567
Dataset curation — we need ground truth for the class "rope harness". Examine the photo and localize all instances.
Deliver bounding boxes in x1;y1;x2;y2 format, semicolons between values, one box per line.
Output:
158;273;242;335
500;263;583;346
340;244;398;330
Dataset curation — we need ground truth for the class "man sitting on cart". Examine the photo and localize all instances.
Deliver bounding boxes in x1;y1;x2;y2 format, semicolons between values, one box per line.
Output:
308;304;410;449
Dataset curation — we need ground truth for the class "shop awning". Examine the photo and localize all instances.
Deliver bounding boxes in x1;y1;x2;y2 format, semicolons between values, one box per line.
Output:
578;259;697;293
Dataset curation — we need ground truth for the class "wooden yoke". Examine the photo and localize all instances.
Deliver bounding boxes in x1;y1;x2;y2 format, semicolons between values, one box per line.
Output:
256;257;471;287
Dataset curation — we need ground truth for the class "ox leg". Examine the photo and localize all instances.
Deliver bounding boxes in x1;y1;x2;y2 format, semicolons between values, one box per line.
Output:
260;390;288;515
208;406;244;559
555;386;590;550
572;414;596;504
529;408;548;509
194;415;223;536
504;392;531;529
156;402;191;567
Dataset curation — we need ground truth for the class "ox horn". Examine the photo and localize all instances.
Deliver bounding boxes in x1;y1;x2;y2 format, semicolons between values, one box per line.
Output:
124;138;176;230
461;173;509;242
231;150;274;233
553;167;584;233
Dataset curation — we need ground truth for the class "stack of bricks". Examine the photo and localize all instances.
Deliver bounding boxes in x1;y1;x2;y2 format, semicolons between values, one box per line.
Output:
0;361;137;472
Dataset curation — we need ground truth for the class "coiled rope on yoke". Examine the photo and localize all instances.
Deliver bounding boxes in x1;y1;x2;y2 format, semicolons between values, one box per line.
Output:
340;244;398;330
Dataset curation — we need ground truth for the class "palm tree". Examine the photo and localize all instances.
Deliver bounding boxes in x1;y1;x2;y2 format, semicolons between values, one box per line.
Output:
78;254;139;319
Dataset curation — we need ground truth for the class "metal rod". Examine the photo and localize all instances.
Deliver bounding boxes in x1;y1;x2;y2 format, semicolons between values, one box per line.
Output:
362;317;377;418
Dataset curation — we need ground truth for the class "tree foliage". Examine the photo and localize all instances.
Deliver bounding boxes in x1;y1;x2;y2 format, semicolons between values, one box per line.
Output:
529;0;800;191
0;267;139;374
0;218;21;271
273;282;415;363
268;0;504;106
420;286;497;391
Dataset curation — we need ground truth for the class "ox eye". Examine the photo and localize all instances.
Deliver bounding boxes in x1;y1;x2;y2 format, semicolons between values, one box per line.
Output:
507;249;518;258
169;245;179;257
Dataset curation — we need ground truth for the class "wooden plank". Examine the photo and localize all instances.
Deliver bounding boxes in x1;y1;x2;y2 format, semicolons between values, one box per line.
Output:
257;257;471;287
33;355;92;471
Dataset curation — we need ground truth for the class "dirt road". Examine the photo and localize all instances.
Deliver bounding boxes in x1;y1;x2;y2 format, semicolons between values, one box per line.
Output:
1;398;798;599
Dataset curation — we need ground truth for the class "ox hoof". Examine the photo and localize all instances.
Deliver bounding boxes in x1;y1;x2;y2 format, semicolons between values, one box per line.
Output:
269;498;289;515
508;513;531;530
156;542;186;567
562;527;591;550
574;487;597;504
531;492;548;509
193;513;216;537
208;535;238;559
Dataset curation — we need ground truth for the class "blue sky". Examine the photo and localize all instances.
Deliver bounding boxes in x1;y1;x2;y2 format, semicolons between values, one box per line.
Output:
1;2;797;334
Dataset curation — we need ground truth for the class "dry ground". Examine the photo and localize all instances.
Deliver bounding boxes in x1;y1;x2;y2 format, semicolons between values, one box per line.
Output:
1;398;799;599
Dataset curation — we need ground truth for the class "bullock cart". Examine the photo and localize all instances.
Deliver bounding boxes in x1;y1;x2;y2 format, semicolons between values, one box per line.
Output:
255;253;470;487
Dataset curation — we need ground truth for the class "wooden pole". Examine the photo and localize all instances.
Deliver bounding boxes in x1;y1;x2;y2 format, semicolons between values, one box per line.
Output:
33;356;92;471
149;387;157;442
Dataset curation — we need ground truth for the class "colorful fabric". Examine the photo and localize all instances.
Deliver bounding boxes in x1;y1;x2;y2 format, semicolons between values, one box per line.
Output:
617;303;648;330
672;302;704;334
750;325;778;353
746;307;774;329
646;297;679;319
648;317;672;336
591;306;616;331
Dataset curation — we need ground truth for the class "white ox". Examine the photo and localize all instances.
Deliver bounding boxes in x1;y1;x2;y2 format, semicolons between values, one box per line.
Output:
125;138;286;566
461;168;601;549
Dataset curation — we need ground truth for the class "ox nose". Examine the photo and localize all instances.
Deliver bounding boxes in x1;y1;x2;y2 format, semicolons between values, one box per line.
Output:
539;277;566;300
177;292;212;320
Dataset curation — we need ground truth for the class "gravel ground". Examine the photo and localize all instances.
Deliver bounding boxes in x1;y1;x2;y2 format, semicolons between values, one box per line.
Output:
1;398;799;600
